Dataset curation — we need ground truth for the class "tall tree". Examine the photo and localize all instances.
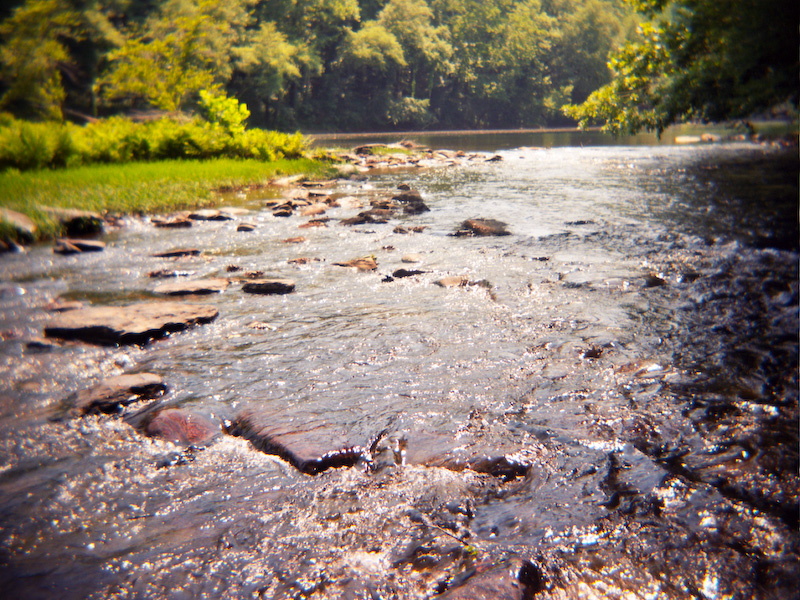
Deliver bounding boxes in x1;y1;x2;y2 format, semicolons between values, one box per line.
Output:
565;0;800;134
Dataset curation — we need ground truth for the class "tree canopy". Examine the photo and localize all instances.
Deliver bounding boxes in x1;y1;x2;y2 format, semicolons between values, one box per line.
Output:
1;0;794;132
565;0;800;134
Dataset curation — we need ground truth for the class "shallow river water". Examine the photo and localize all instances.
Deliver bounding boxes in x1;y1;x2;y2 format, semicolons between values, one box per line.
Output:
0;136;797;599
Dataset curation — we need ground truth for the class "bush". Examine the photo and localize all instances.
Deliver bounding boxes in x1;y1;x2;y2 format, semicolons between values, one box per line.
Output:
0;112;308;172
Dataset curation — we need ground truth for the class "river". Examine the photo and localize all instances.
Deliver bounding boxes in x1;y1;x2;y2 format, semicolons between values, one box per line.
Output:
0;133;797;599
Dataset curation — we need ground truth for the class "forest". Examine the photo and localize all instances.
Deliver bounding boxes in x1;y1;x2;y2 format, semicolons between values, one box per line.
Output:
0;0;638;131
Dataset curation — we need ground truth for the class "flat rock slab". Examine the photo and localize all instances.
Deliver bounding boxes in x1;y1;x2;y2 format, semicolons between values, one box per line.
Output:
154;278;229;296
437;560;542;599
379;430;530;480
66;373;166;416
242;278;296;295
143;408;219;445
188;209;233;221
44;301;219;346
152;248;201;258
54;238;106;254
229;409;367;474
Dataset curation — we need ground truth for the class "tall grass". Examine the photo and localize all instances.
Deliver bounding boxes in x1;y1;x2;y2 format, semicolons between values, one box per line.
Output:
0;157;334;243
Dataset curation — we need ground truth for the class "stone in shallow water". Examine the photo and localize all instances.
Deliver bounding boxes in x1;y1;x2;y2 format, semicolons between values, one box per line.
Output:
242;278;296;295
153;277;229;296
228;409;367;474
66;373;166;416
454;218;510;237
144;408;219;445
53;238;106;254
437;560;542;599
152;248;201;258
44;301;219;345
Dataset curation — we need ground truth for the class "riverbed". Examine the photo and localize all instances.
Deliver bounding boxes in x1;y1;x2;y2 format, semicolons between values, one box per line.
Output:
0;136;797;599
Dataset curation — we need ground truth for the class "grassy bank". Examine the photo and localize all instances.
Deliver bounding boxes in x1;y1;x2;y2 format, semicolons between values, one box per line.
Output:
0;157;335;244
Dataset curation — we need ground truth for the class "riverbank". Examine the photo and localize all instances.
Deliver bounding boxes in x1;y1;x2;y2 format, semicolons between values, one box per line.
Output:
0;157;336;247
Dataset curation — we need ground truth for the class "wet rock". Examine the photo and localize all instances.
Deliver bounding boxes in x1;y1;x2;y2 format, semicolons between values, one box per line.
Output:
333;257;378;271
272;205;294;217
374;430;530;480
228;409;367;474
44;299;84;312
53;238;106;254
281;236;306;244
643;274;667;287
485;154;504;162
340;213;386;226
402;253;423;263
189;209;233;221
148;269;191;278
152;248;201;258
42;207;104;236
154;278;229;296
65;373;167;416
394;225;427;234
299;219;329;229
434;276;470;288
237;222;257;232
392;268;427;278
404;201;430;215
143;408;219;445
44;301;219;345
393;190;424;204
300;204;328;217
152;216;192;228
242;278;296;295
437;560;542;599
454;218;510;237
0;207;37;242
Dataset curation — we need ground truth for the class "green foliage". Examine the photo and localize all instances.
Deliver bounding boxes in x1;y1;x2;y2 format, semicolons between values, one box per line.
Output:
565;0;800;134
198;90;250;135
0;115;308;171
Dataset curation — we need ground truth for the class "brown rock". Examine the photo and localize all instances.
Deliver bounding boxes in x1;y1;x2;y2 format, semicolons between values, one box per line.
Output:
229;409;366;474
437;560;542;599
434;276;470;288
67;373;167;416
237;223;257;232
454;218;510;237
300;204;328;217
144;408;218;445
242;278;296;295
188;209;233;221
153;217;192;228
281;236;306;244
44;302;219;345
333;257;378;271
154;278;229;296
54;238;106;254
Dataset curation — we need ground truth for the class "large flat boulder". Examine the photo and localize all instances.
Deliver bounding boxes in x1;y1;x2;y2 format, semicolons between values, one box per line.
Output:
65;373;166;416
154;278;229;296
44;301;219;345
228;408;367;474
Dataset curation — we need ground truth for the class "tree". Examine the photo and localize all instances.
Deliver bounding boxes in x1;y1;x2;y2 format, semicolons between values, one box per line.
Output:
0;0;82;120
99;0;250;112
565;0;800;134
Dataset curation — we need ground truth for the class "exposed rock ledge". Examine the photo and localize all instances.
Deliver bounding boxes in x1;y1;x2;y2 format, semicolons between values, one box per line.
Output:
44;301;219;345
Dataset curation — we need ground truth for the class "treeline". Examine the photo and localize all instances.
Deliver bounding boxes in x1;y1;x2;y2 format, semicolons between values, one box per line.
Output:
0;0;636;131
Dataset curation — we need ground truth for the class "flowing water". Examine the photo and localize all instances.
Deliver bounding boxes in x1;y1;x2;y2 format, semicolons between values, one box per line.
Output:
0;135;797;599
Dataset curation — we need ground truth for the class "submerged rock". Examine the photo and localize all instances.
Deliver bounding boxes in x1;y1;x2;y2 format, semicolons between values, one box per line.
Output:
44;301;219;345
65;373;167;416
437;560;542;599
144;408;219;445
154;278;229;296
454;218;510;237
434;276;470;288
242;278;296;295
228;409;367;474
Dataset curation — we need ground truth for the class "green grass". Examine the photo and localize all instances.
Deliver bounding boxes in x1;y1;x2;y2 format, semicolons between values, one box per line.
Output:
0;157;335;243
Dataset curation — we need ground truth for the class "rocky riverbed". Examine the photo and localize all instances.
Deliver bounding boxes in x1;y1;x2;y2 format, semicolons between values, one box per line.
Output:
0;142;797;599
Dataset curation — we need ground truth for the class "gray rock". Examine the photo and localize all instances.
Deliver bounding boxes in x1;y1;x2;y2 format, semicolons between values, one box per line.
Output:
44;301;219;345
